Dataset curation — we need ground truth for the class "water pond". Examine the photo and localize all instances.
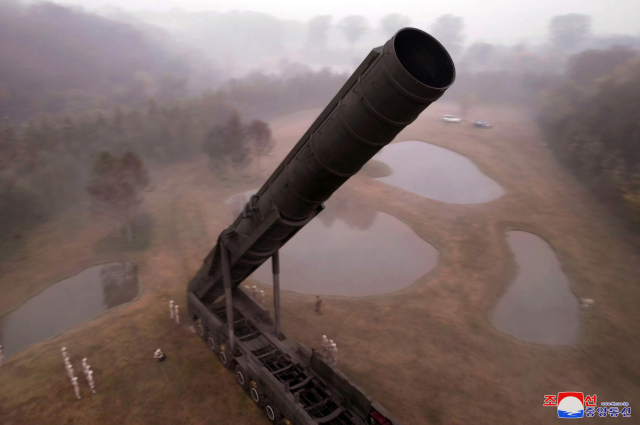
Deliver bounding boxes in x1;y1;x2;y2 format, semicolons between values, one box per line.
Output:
0;262;139;358
372;140;504;204
492;231;580;345
225;191;438;297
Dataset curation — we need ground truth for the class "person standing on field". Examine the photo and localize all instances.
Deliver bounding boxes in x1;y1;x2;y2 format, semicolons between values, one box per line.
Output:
315;296;322;315
321;335;329;356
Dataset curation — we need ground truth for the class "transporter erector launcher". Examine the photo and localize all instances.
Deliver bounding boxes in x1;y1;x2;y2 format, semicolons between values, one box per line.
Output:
186;28;455;425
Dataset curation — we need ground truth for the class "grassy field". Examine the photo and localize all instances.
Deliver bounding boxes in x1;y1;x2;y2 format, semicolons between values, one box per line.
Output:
1;102;640;424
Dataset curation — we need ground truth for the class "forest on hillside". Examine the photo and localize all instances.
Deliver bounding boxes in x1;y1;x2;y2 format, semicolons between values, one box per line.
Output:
0;1;215;122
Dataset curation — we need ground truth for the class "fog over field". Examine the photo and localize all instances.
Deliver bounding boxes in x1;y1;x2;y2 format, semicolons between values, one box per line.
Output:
1;1;639;424
65;0;640;75
29;0;640;45
4;0;640;112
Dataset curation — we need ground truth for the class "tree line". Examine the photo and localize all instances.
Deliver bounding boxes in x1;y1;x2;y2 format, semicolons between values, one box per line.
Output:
220;68;348;121
538;46;640;224
202;113;274;179
0;92;276;248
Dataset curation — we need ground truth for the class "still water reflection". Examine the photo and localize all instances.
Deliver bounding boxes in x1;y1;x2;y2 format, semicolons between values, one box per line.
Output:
0;262;139;358
226;191;438;296
373;140;504;204
492;231;580;345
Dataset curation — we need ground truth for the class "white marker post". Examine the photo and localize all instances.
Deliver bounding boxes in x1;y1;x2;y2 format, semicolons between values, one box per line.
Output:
174;305;180;325
169;300;175;319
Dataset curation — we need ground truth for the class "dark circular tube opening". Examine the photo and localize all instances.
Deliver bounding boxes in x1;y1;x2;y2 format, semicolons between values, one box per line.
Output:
394;28;455;89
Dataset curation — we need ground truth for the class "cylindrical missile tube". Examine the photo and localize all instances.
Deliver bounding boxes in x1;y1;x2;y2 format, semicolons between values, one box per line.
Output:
189;28;454;301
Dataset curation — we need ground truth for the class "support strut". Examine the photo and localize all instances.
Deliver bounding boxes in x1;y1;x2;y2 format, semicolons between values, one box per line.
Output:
272;250;281;336
220;243;235;352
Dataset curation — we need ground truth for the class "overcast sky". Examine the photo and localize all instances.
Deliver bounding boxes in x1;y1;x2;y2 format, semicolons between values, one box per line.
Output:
43;0;640;45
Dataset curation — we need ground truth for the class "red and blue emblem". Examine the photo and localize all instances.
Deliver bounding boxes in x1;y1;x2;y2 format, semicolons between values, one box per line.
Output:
557;392;584;418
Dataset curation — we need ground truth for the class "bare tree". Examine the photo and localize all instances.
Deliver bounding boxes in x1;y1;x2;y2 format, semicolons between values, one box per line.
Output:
202;112;251;178
247;119;274;176
338;15;369;49
430;14;465;57
86;151;149;242
227;114;251;172
380;14;411;39
306;15;332;50
549;14;592;52
203;126;230;177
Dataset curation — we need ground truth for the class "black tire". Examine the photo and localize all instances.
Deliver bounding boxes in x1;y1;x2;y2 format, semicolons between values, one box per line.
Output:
194;318;206;340
218;350;229;367
264;400;280;424
218;350;235;369
206;333;218;354
235;365;250;391
250;386;265;407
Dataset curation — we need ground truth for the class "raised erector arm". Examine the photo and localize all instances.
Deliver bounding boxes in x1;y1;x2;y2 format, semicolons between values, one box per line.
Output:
188;28;455;305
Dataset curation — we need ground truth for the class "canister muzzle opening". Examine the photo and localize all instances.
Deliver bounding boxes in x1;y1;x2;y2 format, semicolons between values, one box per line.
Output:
393;28;456;89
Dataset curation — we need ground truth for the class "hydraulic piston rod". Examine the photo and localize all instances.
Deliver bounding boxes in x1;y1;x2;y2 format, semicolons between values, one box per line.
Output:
272;250;281;336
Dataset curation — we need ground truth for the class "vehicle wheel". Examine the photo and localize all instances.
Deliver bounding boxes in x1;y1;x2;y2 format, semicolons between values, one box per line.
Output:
264;400;281;424
218;350;235;369
218;350;229;367
206;333;219;354
235;365;250;391
194;318;206;340
250;386;265;407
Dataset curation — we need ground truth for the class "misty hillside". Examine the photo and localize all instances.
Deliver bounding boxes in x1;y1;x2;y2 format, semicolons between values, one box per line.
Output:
0;1;215;121
111;8;406;76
